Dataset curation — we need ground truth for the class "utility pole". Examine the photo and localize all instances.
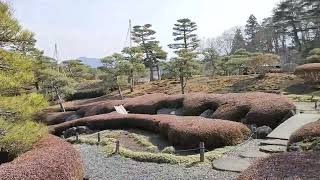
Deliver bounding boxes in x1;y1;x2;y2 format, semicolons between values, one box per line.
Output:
129;19;132;48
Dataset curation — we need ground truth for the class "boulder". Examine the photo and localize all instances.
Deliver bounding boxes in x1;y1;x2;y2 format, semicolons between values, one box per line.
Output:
256;126;272;139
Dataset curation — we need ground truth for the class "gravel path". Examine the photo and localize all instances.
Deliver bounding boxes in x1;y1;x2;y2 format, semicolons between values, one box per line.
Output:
75;144;240;180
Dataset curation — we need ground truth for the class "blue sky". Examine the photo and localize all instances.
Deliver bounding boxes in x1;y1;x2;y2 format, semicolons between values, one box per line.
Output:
10;0;281;61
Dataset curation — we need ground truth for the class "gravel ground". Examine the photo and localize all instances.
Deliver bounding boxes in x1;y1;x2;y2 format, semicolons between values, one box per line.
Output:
75;144;240;180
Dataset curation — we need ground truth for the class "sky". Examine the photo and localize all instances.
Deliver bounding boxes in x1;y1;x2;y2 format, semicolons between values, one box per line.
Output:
9;0;281;61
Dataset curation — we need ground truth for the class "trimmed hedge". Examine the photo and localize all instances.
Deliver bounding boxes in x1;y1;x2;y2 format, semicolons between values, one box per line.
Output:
0;135;84;180
66;88;106;101
295;63;320;83
44;92;295;129
238;151;320;180
49;113;250;149
288;120;320;145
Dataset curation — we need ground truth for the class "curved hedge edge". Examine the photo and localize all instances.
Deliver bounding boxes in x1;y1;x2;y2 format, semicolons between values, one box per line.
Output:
0;135;84;180
238;151;320;180
49;113;251;149
288;120;320;144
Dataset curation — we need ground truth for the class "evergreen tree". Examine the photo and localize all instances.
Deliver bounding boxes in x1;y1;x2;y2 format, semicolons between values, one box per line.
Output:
231;29;246;53
169;18;200;94
121;47;145;92
131;24;159;81
168;18;200;51
245;14;260;52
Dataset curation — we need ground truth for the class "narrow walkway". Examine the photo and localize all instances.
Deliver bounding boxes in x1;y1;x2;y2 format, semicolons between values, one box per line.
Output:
267;113;320;140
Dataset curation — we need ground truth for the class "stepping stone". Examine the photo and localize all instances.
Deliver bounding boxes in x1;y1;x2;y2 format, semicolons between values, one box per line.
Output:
239;150;269;158
267;114;320;140
260;139;288;146
259;145;286;153
212;158;252;172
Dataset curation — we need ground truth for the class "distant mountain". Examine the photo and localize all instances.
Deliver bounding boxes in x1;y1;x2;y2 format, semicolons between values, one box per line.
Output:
77;57;103;68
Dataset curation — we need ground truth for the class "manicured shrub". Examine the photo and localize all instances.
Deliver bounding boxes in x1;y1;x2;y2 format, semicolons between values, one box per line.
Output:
295;63;320;83
49;113;250;149
66;88;106;101
288;120;320;144
238;151;320;180
45;92;295;129
0;118;48;159
0;135;84;180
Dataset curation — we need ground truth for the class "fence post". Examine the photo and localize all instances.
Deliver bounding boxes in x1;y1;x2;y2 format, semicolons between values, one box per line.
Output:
315;100;318;109
97;132;101;144
115;140;120;154
75;132;79;141
200;142;205;162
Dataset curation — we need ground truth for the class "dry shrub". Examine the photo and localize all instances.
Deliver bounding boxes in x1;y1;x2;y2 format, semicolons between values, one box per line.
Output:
238;151;320;180
295;63;320;83
183;92;295;128
0;135;84;180
50;113;250;149
44;92;295;129
289;120;320;144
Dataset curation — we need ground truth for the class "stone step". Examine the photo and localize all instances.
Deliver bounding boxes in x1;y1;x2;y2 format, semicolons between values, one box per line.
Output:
259;145;286;153
212;158;252;172
239;150;269;159
260;139;288;146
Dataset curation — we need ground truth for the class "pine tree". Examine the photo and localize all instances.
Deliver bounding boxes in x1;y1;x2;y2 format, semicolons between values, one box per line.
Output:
231;29;246;53
168;18;200;51
169;18;200;94
131;24;159;81
245;15;260;52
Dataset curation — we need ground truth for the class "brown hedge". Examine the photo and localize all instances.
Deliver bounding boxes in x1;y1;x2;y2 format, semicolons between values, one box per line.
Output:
238;151;320;180
44;92;295;129
49;112;250;149
0;135;84;180
288;120;320;145
295;63;320;72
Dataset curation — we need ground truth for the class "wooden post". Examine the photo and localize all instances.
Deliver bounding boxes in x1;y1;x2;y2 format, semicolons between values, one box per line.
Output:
75;132;79;141
97;132;101;144
200;142;205;162
315;100;318;109
115;140;120;154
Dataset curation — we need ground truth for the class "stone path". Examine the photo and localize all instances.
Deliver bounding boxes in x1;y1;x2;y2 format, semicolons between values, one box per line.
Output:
267;113;320;140
212;158;252;172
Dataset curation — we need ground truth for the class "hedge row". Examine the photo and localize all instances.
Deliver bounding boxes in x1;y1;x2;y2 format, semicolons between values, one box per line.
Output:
49;112;250;149
0;135;84;180
288;120;320;145
238;151;320;180
42;92;295;129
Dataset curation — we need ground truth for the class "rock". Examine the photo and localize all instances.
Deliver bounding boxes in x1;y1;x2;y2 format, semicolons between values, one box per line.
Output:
63;127;77;138
200;109;214;118
260;139;288;146
239;150;269;158
212;158;252;172
256;126;272;139
63;126;91;138
156;108;183;116
259;145;286;153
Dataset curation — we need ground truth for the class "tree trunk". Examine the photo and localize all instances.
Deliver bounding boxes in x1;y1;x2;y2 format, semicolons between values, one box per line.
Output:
129;70;134;93
180;76;185;94
156;65;161;80
117;83;123;100
149;66;154;81
54;86;65;112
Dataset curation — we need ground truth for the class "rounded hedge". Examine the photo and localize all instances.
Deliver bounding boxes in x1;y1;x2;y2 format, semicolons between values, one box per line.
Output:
238;151;320;180
49;113;250;149
0;135;84;180
295;63;320;83
289;120;320;145
44;93;295;129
